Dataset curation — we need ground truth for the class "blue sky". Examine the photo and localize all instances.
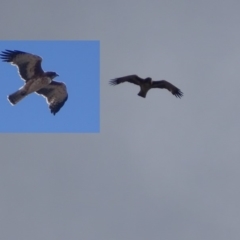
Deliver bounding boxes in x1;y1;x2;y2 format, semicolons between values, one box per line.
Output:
0;41;100;133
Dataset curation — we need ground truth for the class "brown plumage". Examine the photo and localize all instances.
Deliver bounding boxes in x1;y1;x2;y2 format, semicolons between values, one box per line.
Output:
0;50;68;115
109;75;183;98
36;81;68;115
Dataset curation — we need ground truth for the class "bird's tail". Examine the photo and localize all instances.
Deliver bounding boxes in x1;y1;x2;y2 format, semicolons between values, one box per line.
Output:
138;90;147;98
8;89;27;105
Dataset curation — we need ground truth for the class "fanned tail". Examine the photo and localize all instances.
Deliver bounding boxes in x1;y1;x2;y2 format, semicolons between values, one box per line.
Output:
8;89;27;105
138;90;147;98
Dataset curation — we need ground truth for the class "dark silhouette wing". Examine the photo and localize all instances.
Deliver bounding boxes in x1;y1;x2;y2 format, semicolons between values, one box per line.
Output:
151;80;183;98
0;50;44;81
36;81;68;115
109;75;144;86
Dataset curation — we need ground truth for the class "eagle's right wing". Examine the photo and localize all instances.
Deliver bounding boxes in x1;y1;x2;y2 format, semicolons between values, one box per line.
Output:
36;81;68;115
0;50;44;82
109;75;143;86
151;80;183;98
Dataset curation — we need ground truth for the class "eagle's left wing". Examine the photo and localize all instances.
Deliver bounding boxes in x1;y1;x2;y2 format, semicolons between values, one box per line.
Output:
0;50;44;81
36;81;68;115
151;80;183;98
109;75;144;86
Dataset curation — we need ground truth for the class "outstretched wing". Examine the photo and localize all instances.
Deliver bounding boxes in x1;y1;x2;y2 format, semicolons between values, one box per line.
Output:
109;75;144;86
151;80;183;98
0;50;44;81
36;81;68;115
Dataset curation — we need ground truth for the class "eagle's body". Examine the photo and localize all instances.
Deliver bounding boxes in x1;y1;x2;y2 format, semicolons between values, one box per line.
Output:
0;50;68;115
137;77;153;98
109;75;183;98
8;74;53;104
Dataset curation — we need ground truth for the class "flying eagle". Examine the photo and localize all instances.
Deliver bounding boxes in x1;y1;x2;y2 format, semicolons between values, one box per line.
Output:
109;75;183;98
0;49;68;115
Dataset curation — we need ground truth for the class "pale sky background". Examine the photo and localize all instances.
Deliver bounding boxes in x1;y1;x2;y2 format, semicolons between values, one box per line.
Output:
0;40;100;133
1;0;240;240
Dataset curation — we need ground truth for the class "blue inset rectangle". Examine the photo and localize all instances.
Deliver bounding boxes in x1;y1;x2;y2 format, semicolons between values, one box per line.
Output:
0;40;100;133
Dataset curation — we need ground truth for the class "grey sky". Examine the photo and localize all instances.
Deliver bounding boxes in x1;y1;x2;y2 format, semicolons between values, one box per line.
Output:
1;0;240;239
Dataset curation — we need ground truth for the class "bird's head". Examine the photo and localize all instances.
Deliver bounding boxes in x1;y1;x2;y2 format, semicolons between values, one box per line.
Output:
146;77;152;83
46;71;59;79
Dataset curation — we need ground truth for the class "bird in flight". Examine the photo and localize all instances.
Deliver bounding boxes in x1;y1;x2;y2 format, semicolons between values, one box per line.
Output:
0;49;68;115
109;75;183;98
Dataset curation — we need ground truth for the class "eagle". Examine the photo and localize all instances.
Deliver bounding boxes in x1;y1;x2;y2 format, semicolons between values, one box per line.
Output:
109;75;183;98
0;49;68;115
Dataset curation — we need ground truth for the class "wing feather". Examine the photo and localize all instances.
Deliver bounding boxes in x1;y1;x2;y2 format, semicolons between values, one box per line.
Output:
151;80;183;98
0;50;44;81
36;81;68;115
109;75;143;86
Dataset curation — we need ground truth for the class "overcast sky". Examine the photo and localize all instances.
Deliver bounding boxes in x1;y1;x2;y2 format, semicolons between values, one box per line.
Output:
1;0;240;239
0;40;99;133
